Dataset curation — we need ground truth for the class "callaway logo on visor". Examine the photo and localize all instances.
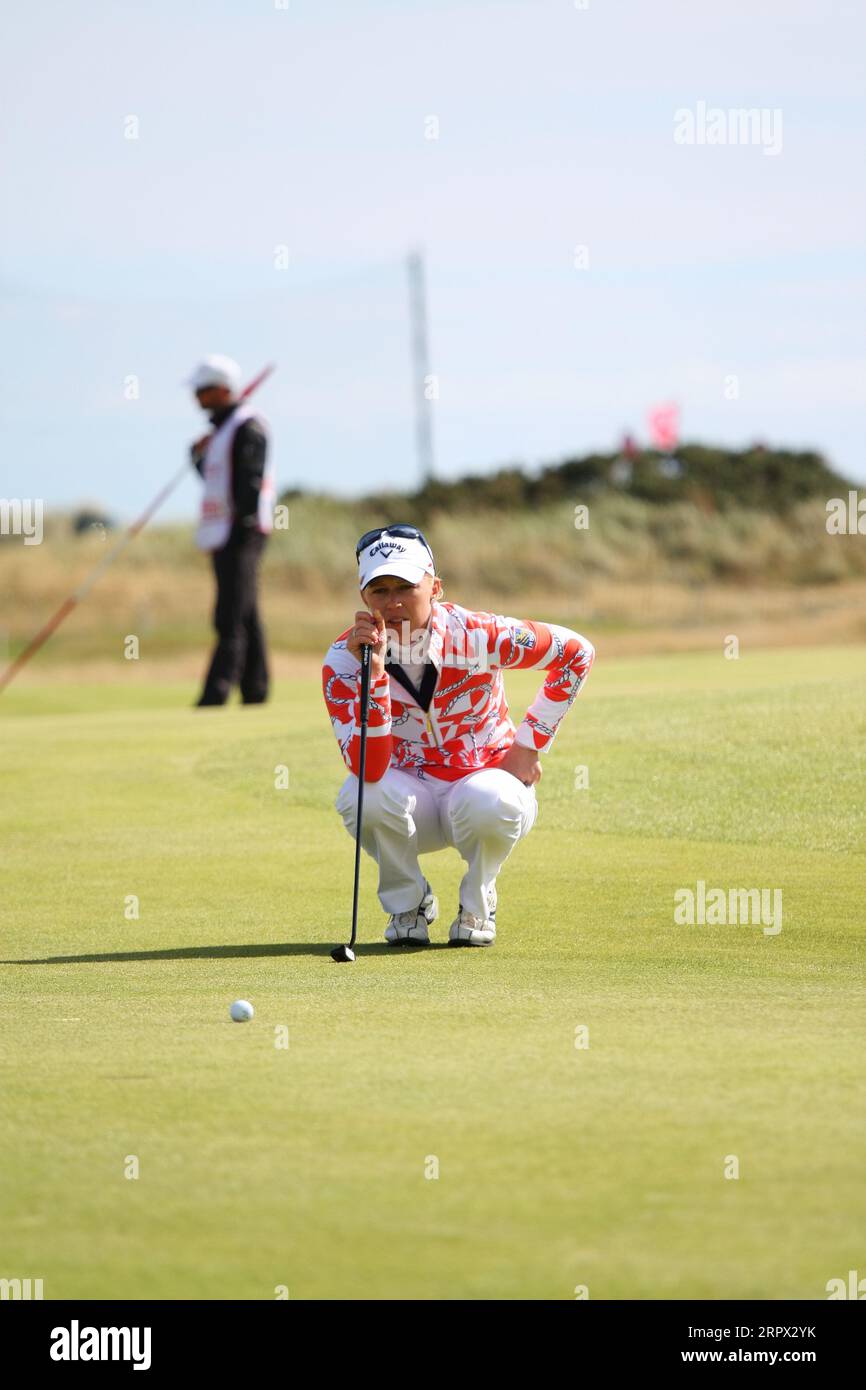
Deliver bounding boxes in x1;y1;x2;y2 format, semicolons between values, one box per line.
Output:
368;540;406;558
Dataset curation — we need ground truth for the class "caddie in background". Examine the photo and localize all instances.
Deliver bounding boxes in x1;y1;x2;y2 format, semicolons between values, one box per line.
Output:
322;525;596;946
188;354;276;706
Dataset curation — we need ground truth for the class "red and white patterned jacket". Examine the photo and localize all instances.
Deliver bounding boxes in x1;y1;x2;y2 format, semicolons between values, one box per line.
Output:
322;600;595;783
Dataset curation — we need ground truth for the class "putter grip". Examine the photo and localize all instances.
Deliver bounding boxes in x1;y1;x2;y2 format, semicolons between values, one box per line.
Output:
358;642;372;725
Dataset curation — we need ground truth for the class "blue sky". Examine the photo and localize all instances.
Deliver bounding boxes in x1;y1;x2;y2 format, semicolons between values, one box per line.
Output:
1;0;864;522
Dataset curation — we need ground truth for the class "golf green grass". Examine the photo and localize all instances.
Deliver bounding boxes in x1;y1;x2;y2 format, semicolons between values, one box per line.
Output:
1;644;864;1300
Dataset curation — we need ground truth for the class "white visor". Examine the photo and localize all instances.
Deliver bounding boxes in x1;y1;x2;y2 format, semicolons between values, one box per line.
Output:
358;532;435;589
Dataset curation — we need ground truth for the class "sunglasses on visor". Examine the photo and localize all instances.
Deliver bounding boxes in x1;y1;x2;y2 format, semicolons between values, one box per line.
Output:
355;524;434;567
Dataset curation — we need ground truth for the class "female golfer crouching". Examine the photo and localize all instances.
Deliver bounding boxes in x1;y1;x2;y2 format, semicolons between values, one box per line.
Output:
322;526;595;946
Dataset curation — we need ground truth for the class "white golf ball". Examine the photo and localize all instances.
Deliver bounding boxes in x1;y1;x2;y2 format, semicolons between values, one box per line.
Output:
230;999;254;1023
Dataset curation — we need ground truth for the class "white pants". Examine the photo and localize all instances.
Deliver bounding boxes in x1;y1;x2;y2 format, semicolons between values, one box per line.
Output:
334;765;539;920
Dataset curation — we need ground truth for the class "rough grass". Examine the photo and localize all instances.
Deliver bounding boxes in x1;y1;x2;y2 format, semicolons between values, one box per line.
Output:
2;495;866;671
3;494;865;623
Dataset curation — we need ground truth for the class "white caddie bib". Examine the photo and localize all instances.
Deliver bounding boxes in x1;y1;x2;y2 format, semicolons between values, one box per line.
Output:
196;404;276;551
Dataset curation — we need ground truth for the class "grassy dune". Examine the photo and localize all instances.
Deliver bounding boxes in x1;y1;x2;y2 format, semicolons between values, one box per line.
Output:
2;495;865;671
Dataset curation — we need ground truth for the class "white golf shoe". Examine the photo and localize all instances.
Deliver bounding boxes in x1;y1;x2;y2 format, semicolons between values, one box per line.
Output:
448;887;497;947
384;881;438;946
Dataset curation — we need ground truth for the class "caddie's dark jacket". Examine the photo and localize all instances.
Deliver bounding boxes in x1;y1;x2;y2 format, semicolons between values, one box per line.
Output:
192;403;268;536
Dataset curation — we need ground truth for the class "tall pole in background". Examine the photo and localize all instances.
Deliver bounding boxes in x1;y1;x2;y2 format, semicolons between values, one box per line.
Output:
407;248;435;484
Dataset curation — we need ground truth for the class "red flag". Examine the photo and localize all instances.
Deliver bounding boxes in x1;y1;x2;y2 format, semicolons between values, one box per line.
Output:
647;402;679;452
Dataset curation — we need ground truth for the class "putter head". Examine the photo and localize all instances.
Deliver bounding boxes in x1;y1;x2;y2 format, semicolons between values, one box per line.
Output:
331;944;356;963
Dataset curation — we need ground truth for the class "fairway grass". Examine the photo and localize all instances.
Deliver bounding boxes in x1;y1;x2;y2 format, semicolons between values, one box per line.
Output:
1;645;864;1300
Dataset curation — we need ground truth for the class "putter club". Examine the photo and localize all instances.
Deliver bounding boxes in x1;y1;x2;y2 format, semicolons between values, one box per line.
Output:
331;640;372;962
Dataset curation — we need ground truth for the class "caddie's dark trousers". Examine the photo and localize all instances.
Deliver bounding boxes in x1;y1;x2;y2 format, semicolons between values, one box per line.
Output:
197;530;269;705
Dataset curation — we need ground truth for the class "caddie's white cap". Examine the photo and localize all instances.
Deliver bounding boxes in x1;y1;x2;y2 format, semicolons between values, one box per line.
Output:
186;354;242;393
358;530;436;589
